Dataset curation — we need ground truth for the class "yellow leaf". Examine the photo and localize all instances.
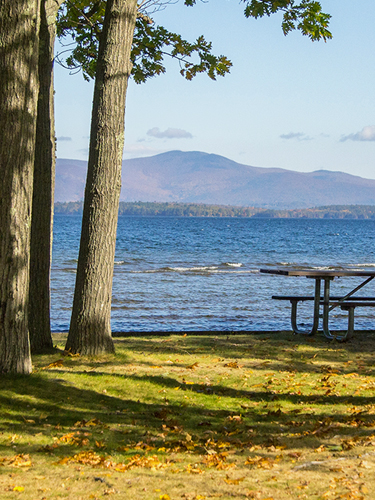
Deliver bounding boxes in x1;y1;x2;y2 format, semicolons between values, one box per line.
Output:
224;361;239;368
160;495;170;500
103;488;116;495
182;379;194;385
359;460;372;469
23;418;35;424
63;349;80;357
314;445;325;453
187;362;199;370
13;486;24;492
9;454;32;468
224;476;245;485
42;359;64;369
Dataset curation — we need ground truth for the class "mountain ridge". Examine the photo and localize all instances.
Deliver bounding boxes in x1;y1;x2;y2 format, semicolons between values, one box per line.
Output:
55;150;375;209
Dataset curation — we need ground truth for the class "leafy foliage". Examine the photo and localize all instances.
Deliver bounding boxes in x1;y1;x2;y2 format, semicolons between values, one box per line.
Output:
56;0;331;83
243;0;332;41
54;201;375;219
56;0;232;82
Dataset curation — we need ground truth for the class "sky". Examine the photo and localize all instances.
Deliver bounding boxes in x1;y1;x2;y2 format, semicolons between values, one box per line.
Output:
54;0;375;180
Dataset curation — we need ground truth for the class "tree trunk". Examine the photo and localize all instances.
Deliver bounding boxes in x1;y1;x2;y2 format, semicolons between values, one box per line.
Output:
0;0;40;374
29;0;63;354
65;0;138;355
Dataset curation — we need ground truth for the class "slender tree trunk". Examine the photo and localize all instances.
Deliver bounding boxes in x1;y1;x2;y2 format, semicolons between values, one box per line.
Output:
0;0;40;374
65;0;138;355
29;0;63;354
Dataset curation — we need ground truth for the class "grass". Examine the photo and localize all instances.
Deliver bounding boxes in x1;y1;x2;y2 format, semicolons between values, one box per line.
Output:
2;331;375;499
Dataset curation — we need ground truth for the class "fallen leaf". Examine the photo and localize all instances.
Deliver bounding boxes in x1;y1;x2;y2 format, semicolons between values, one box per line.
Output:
359;460;372;469
9;454;32;468
42;359;64;369
186;362;199;370
103;488;117;495
224;361;240;368
23;418;35;424
224;476;245;485
63;349;80;357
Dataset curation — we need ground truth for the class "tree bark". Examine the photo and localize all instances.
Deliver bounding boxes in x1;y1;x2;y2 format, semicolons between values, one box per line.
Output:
65;0;138;355
29;0;63;354
0;0;40;374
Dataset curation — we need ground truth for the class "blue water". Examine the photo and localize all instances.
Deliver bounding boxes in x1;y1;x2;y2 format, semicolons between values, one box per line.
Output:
51;216;375;332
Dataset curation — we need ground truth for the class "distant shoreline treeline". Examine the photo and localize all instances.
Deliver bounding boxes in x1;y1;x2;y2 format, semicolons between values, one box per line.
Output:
54;201;375;219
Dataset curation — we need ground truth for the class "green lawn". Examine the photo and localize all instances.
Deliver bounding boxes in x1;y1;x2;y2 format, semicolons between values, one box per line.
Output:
1;332;375;499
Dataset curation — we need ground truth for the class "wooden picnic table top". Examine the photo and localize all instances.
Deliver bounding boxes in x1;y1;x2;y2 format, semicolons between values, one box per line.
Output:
260;268;375;278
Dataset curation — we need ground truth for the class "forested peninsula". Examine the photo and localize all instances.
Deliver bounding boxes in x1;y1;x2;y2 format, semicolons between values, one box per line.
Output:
54;202;375;219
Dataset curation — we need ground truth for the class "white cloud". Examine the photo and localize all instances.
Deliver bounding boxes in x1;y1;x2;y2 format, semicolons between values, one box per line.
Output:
57;136;72;141
280;132;312;141
147;127;193;139
340;125;375;142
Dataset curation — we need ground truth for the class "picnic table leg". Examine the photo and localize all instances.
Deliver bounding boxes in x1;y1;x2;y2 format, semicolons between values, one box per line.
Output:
291;278;321;335
322;278;349;341
346;306;355;339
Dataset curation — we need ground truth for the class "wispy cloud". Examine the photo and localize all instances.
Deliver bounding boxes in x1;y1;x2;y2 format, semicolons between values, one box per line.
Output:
147;127;193;139
76;148;89;157
340;125;375;142
280;132;312;141
57;136;72;141
123;144;163;158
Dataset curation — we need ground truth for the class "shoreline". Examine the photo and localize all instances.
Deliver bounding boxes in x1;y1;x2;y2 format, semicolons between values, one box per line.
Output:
51;329;375;339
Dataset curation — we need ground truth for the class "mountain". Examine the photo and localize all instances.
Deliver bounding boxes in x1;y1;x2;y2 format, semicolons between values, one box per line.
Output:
55;151;375;209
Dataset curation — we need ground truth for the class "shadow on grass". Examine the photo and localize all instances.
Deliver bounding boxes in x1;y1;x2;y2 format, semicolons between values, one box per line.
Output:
2;332;375;466
53;333;375;378
112;331;375;357
2;366;375;461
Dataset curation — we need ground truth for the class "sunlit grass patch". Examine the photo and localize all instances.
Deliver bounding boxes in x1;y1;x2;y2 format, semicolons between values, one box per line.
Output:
1;331;375;499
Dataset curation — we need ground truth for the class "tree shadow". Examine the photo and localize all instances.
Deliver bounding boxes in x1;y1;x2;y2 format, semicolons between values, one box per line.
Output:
2;363;375;461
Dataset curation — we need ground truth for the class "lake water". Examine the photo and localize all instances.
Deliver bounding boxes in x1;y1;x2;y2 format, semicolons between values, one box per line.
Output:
52;216;375;333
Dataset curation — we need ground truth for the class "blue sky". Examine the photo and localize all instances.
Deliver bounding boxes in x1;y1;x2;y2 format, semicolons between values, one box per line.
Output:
55;0;375;180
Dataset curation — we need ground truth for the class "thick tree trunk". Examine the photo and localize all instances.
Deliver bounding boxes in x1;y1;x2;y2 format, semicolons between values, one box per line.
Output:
0;0;40;373
29;0;63;354
65;0;138;355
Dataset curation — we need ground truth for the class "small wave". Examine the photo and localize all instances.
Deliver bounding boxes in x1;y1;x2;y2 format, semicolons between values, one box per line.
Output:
348;263;375;268
213;269;258;274
131;267;257;275
166;266;218;272
114;260;126;265
310;265;342;271
271;262;312;268
222;262;242;268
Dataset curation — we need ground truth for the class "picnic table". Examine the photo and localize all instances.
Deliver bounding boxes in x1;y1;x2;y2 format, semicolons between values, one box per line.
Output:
260;268;375;341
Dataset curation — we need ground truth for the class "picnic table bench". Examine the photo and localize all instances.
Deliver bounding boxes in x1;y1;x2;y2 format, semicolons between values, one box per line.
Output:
272;295;375;340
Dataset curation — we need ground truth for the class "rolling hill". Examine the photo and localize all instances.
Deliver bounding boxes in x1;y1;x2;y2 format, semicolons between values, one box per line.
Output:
55;151;375;209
